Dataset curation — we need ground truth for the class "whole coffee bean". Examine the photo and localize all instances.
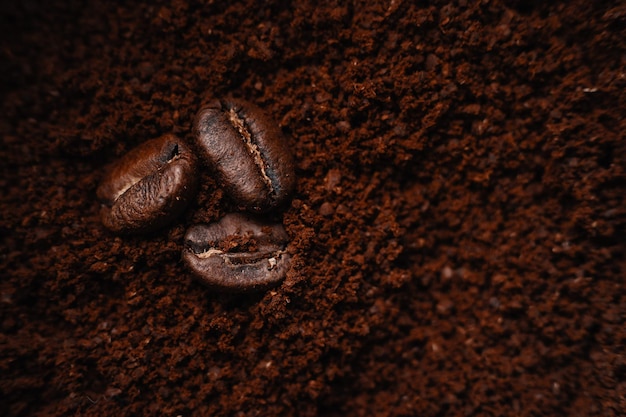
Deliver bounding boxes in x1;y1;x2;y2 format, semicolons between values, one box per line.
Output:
183;213;291;292
97;134;198;233
193;99;295;212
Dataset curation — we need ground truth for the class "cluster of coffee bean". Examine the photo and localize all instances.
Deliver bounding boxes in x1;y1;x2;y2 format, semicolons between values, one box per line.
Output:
96;99;295;292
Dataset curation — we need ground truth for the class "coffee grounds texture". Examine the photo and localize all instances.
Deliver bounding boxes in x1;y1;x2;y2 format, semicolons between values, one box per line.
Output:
1;1;624;416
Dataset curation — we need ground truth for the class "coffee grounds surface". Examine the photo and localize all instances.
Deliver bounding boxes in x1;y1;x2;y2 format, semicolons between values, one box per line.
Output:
1;1;624;416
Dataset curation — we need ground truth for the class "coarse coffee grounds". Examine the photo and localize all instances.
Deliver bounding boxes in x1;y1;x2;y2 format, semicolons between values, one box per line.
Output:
1;1;624;416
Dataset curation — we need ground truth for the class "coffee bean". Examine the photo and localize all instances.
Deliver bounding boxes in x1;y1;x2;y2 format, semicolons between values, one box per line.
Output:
193;99;295;212
97;134;198;233
183;213;291;292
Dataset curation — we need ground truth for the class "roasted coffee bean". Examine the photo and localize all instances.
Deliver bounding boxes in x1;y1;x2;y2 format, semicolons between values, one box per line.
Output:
193;99;295;212
183;213;291;292
97;134;198;233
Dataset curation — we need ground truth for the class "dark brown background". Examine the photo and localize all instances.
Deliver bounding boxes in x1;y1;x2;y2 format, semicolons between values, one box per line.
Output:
1;0;624;416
